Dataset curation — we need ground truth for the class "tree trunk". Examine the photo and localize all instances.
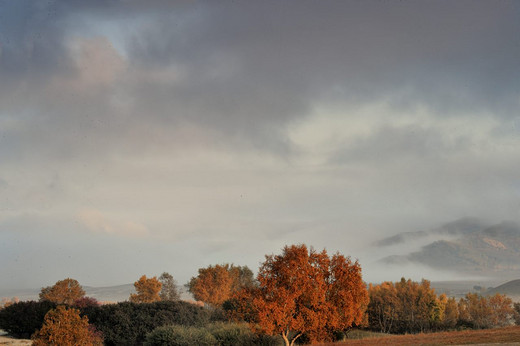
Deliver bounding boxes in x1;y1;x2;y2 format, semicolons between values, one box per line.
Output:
290;332;302;346
282;331;290;346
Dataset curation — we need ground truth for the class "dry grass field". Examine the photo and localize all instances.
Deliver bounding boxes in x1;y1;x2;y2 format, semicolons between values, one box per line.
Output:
0;335;31;345
325;326;520;345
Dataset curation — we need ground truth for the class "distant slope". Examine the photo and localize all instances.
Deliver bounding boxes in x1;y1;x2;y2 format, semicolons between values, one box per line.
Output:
486;279;520;300
377;220;520;276
374;217;487;247
83;284;134;302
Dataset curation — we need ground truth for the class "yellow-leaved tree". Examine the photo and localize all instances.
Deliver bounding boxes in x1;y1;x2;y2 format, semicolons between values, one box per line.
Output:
39;278;85;305
129;275;162;303
32;306;103;346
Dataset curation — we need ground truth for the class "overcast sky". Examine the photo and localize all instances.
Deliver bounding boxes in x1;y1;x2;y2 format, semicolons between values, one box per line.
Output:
1;1;520;291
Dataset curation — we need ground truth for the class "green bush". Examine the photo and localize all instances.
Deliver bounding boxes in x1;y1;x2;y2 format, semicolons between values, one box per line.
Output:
80;300;220;345
145;325;217;346
0;301;56;338
145;323;283;346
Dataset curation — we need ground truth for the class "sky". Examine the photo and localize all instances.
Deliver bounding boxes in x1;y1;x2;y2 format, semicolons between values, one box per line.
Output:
1;0;520;292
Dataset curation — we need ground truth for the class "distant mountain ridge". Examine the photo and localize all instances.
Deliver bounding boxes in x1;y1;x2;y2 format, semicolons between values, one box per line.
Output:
486;279;520;300
376;219;520;277
373;217;488;247
1;284;192;303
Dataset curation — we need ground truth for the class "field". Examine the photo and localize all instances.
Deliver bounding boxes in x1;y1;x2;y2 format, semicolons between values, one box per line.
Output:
0;335;31;345
325;326;520;345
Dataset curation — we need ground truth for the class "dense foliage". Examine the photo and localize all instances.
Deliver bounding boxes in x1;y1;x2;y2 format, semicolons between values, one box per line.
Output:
39;278;86;305
0;300;56;338
367;278;517;334
231;244;369;346
80;300;224;345
32;306;103;346
144;323;282;346
130;275;163;303
188;264;255;307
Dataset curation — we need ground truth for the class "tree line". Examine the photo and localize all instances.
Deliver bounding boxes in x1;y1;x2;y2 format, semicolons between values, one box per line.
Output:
368;278;519;334
1;244;520;346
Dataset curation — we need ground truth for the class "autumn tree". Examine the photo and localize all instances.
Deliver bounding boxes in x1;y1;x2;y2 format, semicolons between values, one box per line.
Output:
367;282;399;333
129;275;162;303
32;306;103;346
188;264;254;307
442;296;459;329
39;278;86;305
368;278;446;334
487;294;515;327
236;244;368;346
459;293;515;329
159;272;180;301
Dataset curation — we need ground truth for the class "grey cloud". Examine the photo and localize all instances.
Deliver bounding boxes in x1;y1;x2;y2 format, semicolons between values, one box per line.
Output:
331;124;471;165
1;1;519;162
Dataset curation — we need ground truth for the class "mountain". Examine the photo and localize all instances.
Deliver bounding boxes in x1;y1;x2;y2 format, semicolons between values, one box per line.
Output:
376;219;520;277
486;279;520;301
374;217;488;247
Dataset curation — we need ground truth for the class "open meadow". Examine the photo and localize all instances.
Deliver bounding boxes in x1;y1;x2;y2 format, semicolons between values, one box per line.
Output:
328;326;520;345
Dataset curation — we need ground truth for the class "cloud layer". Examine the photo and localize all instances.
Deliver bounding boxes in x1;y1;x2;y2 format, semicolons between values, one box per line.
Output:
1;1;520;290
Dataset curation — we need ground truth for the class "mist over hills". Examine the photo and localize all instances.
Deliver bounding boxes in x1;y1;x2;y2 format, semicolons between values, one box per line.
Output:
375;218;520;278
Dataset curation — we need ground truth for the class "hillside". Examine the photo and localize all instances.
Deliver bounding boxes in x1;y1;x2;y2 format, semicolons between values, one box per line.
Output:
376;219;520;277
486;279;520;301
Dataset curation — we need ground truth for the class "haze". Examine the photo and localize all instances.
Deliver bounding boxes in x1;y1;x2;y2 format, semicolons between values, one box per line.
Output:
1;1;520;292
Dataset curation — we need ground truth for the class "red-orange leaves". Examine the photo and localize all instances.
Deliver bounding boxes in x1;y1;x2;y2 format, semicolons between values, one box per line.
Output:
188;264;254;307
246;244;368;346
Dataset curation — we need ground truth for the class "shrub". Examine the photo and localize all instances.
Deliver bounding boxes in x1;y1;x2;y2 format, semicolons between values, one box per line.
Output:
145;323;283;346
0;300;56;338
32;306;103;346
80;300;218;345
144;325;217;346
207;322;257;346
73;297;100;309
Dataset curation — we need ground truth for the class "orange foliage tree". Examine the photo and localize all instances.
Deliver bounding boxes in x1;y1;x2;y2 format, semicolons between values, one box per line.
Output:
459;293;515;329
129;275;162;303
188;264;254;307
236;244;368;346
32;306;103;346
39;278;86;305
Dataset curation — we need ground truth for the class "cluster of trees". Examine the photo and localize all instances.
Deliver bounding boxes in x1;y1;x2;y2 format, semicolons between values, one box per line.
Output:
2;243;520;345
192;245;368;346
367;278;519;334
128;272;181;303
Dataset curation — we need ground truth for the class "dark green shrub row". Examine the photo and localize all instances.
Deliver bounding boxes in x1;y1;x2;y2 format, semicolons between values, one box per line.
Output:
0;301;56;338
144;322;282;346
81;301;225;345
